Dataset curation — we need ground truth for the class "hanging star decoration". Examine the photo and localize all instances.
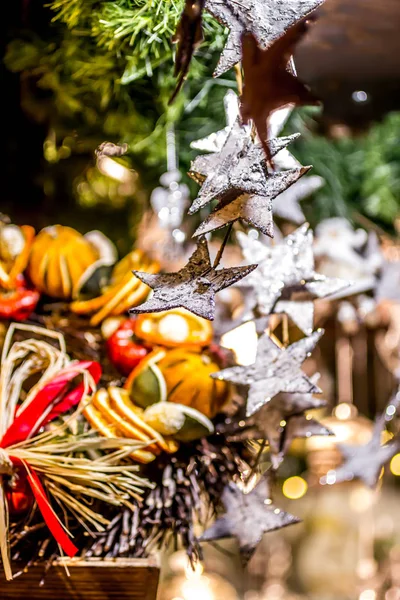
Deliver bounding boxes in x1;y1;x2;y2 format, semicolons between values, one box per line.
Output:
273;174;324;224
188;118;301;214
236;224;349;335
321;396;400;488
205;0;323;77
227;374;331;468
211;329;323;416
201;473;300;565
194;167;310;238
190;89;240;153
189;119;308;223
190;95;323;229
129;237;257;321
170;0;205;103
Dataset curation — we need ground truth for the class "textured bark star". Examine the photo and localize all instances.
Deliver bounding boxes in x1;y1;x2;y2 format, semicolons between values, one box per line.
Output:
211;329;323;416
236;224;349;334
129;237;257;321
194;167;309;237
225;374;330;468
188;118;300;214
201;474;300;565
205;0;323;77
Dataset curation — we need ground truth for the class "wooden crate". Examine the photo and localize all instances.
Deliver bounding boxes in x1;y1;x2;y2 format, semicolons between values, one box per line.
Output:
1;558;160;600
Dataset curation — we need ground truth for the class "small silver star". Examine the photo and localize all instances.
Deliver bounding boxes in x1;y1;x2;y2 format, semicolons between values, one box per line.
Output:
190;89;240;153
130;237;257;321
188;119;300;214
201;474;300;565
211;329;323;416
321;400;400;488
205;0;324;77
237;224;349;334
230;374;329;467
273;174;324;224
193;167;309;238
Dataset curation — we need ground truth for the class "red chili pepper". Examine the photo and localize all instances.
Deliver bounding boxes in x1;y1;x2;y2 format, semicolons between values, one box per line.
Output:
0;276;39;321
107;318;150;376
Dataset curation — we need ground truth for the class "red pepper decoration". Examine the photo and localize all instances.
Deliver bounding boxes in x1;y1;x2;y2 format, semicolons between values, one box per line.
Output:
106;318;150;376
5;470;33;517
0;361;102;563
0;275;39;321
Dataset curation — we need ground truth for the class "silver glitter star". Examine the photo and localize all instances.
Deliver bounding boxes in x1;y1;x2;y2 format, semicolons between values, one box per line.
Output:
188;119;300;214
231;374;328;467
130;237;257;321
205;0;324;77
237;224;349;334
190;89;240;153
321;407;400;488
273;174;324;224
201;474;300;565
211;329;323;416
268;106;325;223
194;167;310;237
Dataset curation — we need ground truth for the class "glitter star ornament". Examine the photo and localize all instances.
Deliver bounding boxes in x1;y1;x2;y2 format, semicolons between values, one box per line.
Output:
273;174;324;224
129;237;257;321
201;474;300;565
205;0;323;77
268;106;325;222
190;89;239;153
212;329;323;416
237;224;349;334
189;119;300;214
321;413;400;488
194;167;309;238
229;375;329;467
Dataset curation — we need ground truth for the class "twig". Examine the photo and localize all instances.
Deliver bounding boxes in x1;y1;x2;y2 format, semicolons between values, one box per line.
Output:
213;223;234;269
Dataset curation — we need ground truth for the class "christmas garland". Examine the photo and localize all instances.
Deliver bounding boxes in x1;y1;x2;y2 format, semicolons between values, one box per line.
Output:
1;0;400;585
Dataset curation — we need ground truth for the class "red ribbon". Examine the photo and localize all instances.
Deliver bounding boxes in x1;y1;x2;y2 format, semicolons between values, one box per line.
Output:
0;361;101;559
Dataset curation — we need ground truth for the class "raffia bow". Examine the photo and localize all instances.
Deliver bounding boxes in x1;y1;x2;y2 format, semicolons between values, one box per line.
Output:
0;324;101;580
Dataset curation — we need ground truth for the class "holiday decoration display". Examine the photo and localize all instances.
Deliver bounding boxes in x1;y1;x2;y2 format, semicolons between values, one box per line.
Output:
0;324;151;580
2;1;400;597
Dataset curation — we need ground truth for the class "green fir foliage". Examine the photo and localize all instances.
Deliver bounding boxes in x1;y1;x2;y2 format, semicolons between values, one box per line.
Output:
287;109;400;230
3;0;400;231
